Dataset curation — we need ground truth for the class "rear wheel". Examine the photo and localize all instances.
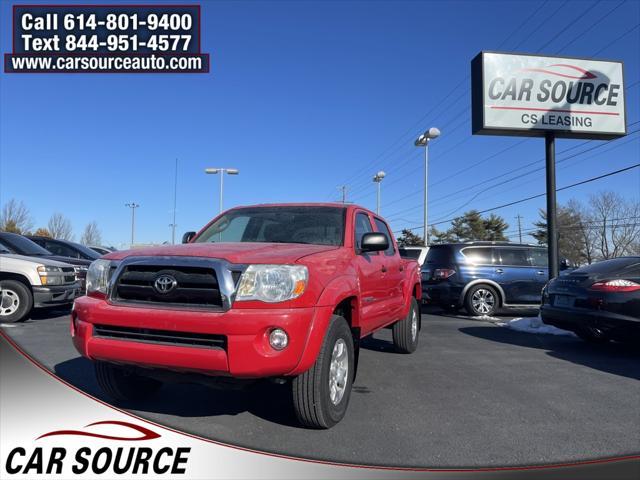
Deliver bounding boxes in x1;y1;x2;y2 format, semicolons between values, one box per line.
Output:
392;297;420;353
95;361;162;403
292;316;354;429
465;284;499;317
0;280;33;323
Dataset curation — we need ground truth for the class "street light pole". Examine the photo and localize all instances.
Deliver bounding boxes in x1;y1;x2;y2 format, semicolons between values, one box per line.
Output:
372;171;386;215
125;202;139;247
414;127;440;247
205;167;239;213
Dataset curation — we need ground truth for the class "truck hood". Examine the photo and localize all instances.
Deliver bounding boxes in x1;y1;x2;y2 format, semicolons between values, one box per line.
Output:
0;253;75;268
105;242;341;264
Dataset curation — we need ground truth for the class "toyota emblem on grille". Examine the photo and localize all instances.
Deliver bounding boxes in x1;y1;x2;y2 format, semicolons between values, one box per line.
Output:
154;274;177;294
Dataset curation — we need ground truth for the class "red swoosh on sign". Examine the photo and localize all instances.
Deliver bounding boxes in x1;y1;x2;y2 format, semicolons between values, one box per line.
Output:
519;64;597;80
36;420;161;441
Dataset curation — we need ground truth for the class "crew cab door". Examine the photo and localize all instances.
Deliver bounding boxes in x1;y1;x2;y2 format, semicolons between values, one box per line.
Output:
353;211;387;335
373;216;405;322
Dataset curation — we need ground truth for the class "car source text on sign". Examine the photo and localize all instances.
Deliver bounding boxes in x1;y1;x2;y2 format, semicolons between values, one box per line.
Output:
471;52;626;140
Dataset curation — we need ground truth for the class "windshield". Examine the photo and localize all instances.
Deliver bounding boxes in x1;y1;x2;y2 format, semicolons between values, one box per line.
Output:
0;234;51;256
194;206;346;246
71;241;101;260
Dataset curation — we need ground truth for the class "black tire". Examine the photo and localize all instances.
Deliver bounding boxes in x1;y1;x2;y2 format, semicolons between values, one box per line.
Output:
392;297;420;353
576;328;609;344
292;315;354;429
464;284;499;317
95;361;162;403
0;280;33;323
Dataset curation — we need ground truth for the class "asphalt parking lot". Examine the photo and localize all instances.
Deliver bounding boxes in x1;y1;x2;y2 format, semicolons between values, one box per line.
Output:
2;306;639;468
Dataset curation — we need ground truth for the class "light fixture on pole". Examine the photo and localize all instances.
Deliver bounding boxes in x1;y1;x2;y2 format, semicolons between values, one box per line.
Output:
372;171;386;215
414;127;440;246
125;202;140;247
204;167;239;213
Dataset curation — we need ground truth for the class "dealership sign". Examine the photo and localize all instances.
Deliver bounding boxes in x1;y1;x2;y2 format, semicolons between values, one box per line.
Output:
471;52;626;139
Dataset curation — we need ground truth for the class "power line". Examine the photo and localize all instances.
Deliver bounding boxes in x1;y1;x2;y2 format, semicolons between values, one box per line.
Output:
554;0;627;54
384;123;640;221
393;163;640;233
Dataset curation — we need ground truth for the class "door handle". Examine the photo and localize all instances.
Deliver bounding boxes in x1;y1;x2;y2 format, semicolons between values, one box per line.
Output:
381;265;387;273
537;270;546;275
399;265;404;272
495;268;504;274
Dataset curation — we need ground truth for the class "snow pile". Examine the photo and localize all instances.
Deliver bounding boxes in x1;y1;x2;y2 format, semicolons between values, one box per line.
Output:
498;315;576;337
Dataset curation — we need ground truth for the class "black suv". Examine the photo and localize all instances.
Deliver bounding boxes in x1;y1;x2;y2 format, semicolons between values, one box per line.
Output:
27;236;100;261
422;242;549;316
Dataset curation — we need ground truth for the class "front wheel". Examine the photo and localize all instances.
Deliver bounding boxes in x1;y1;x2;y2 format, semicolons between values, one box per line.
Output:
392;297;420;353
292;316;354;429
576;327;609;344
0;280;33;323
95;361;162;403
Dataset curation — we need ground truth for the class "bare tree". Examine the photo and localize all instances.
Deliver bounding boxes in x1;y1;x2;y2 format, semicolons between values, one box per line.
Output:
588;191;640;259
0;199;34;234
47;213;74;240
566;199;596;265
33;227;52;237
80;222;102;246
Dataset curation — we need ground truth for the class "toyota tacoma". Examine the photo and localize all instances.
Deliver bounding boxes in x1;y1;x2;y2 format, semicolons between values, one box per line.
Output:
72;204;421;428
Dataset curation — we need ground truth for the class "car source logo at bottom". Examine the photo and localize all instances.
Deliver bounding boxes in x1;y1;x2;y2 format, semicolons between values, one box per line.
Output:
154;274;177;294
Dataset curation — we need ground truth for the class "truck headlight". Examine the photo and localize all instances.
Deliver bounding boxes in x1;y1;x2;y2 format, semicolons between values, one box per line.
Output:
86;259;112;294
236;265;308;303
37;265;64;286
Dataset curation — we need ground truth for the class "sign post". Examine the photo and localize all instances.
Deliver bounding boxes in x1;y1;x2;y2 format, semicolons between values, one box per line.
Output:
545;132;558;279
471;51;626;279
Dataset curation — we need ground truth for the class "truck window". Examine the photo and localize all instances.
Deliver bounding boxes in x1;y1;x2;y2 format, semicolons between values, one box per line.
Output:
373;218;395;256
354;213;373;250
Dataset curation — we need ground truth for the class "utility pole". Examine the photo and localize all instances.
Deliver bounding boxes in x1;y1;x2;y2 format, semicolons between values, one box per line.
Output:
515;214;523;244
170;158;178;244
414;127;441;246
125;203;140;247
339;185;347;204
372;172;385;215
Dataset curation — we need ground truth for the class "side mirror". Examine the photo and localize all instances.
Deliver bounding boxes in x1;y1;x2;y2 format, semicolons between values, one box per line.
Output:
182;231;196;244
360;232;389;253
559;258;572;270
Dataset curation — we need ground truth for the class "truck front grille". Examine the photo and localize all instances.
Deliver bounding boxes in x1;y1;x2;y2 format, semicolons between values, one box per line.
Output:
113;264;223;309
93;324;226;349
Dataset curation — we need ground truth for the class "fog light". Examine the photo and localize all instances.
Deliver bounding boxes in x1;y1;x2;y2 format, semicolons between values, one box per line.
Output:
269;328;288;350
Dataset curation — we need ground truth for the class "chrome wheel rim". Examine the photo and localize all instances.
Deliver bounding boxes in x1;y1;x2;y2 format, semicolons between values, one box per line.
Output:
0;290;20;316
410;308;418;341
471;289;495;315
329;338;349;405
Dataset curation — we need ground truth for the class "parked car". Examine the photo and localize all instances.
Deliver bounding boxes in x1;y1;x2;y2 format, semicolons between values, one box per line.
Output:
541;256;640;344
0;232;92;289
422;242;548;316
72;203;422;428
0;247;80;322
27;236;101;261
399;246;429;266
89;246;117;256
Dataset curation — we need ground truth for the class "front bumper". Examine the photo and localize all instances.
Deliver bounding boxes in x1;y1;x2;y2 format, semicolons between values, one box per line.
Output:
541;305;640;340
72;296;334;378
33;283;81;308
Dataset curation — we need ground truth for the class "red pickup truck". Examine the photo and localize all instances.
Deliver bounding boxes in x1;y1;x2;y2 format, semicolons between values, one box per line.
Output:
72;204;421;428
